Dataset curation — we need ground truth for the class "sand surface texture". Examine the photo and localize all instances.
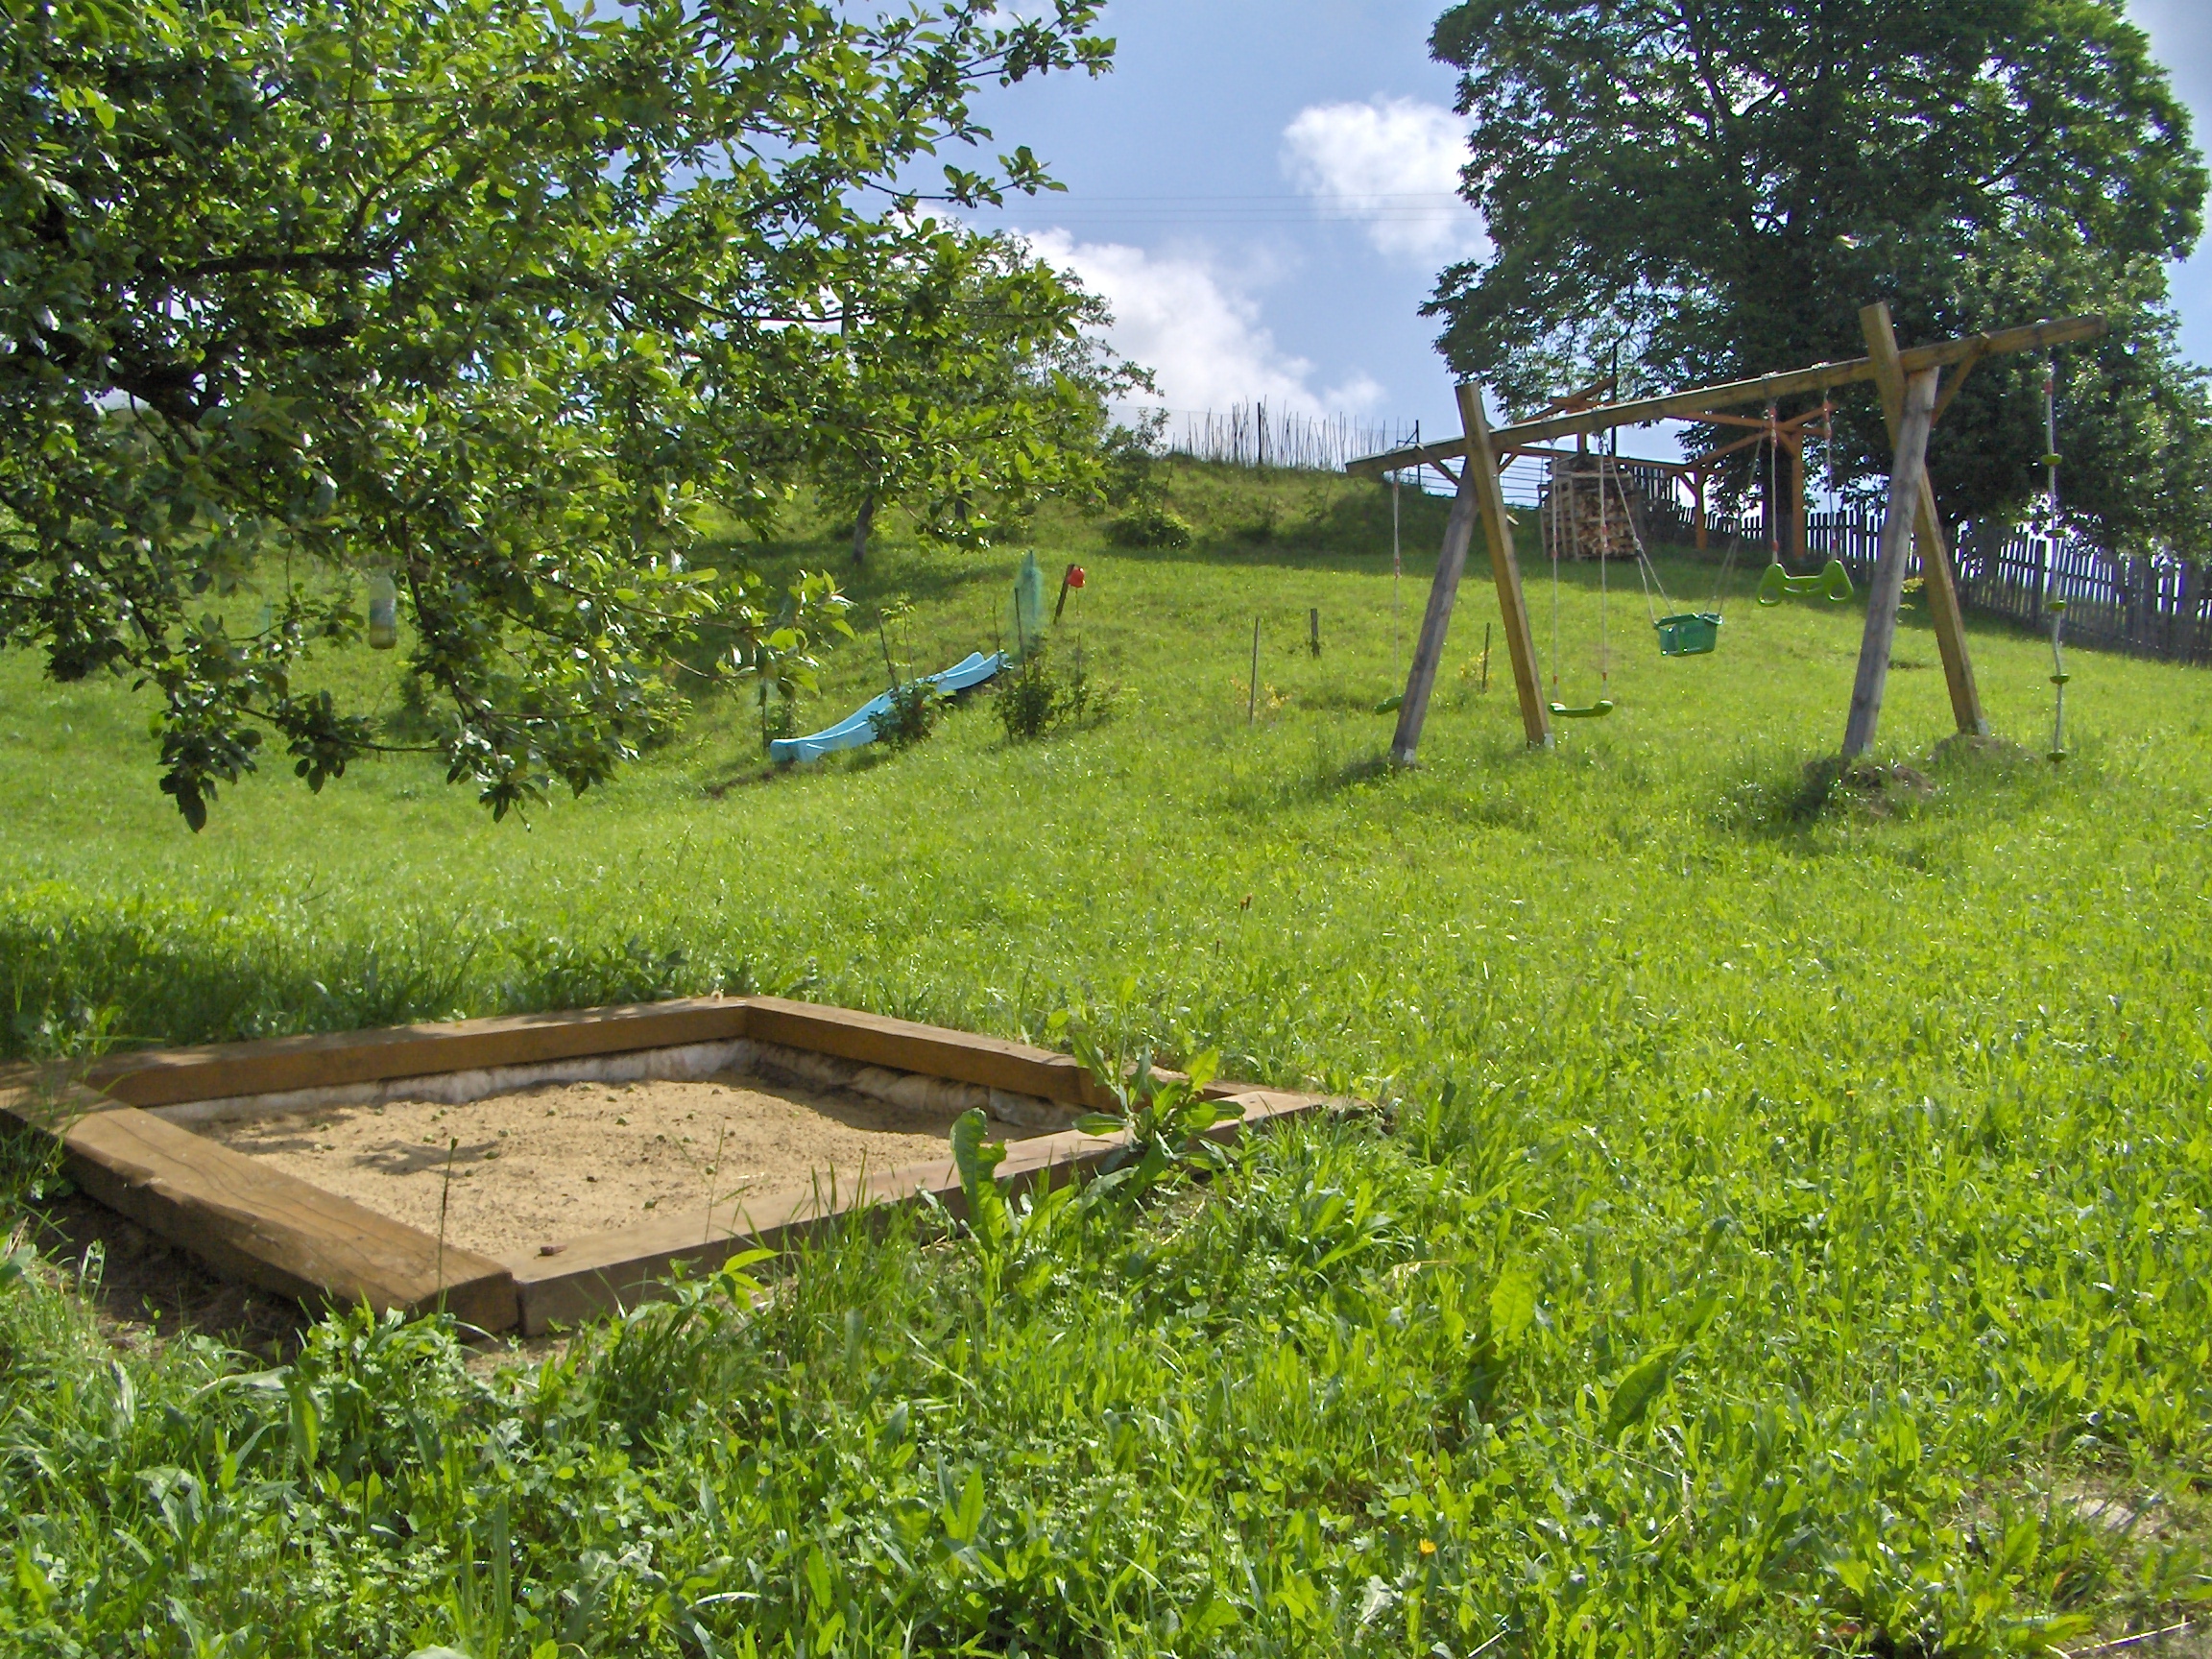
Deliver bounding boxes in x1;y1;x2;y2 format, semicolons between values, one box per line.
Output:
209;1071;1027;1263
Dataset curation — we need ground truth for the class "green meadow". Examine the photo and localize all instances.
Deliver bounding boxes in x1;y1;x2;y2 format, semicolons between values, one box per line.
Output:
4;462;2210;1655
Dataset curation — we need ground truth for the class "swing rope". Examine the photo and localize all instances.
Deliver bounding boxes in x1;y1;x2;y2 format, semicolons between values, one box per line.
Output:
1549;456;1565;702
1597;450;1611;701
1372;462;1410;715
1546;453;1615;717
1391;469;1402;685
1767;400;1781;563
1603;452;1726;658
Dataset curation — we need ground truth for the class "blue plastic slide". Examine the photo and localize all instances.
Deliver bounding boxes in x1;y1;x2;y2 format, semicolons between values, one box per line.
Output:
768;651;1008;764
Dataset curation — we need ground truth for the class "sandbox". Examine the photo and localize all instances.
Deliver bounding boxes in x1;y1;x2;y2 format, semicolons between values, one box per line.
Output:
209;1071;1049;1264
0;996;1336;1334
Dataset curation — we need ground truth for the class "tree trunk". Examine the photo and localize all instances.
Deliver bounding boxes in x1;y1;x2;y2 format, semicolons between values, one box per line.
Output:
852;492;878;567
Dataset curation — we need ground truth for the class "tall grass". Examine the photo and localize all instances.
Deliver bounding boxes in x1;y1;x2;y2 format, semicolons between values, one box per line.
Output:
2;463;2209;1653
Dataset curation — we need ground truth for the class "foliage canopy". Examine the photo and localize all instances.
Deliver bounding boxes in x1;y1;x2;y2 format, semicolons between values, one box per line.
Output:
1428;0;2212;548
0;0;1114;824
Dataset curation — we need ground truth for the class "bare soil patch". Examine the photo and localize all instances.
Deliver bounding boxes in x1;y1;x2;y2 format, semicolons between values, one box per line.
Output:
18;1194;309;1358
208;1070;1037;1263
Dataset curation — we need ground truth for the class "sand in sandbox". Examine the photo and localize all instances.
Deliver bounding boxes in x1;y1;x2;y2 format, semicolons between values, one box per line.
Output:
207;1072;1037;1263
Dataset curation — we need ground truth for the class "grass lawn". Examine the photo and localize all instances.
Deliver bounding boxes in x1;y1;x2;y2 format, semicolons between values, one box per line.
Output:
3;463;2210;1656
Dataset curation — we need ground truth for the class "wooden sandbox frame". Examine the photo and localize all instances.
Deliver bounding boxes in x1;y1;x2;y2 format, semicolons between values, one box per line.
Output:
0;998;1335;1335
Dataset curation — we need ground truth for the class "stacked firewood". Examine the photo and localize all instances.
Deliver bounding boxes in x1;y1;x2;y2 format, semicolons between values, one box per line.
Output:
1540;456;1649;560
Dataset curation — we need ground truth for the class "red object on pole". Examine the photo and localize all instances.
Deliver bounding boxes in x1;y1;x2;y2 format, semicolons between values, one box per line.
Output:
1054;562;1086;621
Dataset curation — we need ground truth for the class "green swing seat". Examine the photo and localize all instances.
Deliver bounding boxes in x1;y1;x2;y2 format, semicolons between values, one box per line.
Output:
1547;698;1614;720
1756;558;1854;606
1653;612;1722;657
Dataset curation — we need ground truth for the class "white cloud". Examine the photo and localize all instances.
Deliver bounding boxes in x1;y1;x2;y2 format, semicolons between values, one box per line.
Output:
1021;228;1382;417
1280;97;1488;264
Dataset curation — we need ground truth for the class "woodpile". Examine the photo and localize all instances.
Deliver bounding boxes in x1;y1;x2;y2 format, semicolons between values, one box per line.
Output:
1540;456;1651;560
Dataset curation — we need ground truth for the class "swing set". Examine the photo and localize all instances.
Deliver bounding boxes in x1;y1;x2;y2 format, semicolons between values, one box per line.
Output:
1348;302;2104;763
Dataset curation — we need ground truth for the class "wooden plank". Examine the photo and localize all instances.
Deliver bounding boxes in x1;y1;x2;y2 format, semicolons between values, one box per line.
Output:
88;998;755;1109
0;1068;123;1132
1843;367;1940;757
48;1105;517;1330
1344;315;2106;476
93;992;1117;1116
1861;302;1987;737
739;998;1108;1107
509;1086;1336;1334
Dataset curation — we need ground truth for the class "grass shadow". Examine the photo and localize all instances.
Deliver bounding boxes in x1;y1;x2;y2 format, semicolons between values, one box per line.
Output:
1713;732;2072;849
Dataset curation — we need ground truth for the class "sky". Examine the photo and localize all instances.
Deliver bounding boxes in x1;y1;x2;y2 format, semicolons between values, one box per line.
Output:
960;0;2212;448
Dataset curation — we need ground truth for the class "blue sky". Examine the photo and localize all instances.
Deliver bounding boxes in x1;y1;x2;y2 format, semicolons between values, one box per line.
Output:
962;0;2212;445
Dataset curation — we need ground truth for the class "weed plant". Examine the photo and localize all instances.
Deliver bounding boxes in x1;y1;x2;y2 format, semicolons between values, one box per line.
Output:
2;463;2211;1652
869;678;946;751
993;639;1113;742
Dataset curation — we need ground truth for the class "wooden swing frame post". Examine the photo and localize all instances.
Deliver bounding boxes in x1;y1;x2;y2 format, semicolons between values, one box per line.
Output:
1352;309;2101;762
1388;383;1550;763
1859;301;1986;739
1843;364;1938;757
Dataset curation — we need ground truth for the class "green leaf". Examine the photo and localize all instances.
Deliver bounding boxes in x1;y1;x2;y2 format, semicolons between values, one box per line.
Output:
945;1465;985;1545
1602;1346;1682;1440
1488;1264;1538;1349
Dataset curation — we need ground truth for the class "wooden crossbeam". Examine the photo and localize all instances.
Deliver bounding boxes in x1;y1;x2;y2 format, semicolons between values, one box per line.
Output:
1379;440;1704;477
1678;404;1830;437
1532;373;1617;420
1345;315;2104;478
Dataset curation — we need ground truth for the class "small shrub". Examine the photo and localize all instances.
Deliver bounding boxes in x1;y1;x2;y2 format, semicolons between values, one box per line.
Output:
1236;501;1280;543
869;679;945;750
996;654;1060;740
757;684;797;752
995;642;1115;742
1106;503;1192;549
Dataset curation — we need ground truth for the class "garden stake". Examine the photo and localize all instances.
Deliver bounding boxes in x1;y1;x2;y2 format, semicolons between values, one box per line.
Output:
1310;607;1320;657
878;616;899;694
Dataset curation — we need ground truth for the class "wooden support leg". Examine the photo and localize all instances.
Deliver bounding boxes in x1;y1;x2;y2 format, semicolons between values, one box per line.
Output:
1388;383;1550;764
1908;479;1987;735
1862;302;1987;737
1694;471;1707;550
1467;385;1550;749
1843;367;1938;757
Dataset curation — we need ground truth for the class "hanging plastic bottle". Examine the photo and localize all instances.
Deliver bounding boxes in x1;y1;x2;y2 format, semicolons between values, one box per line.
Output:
366;568;399;650
1007;551;1046;660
